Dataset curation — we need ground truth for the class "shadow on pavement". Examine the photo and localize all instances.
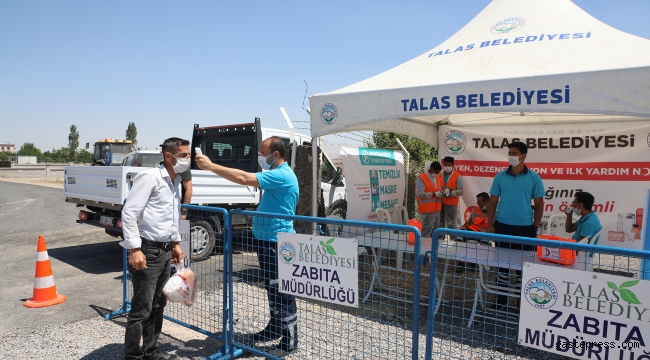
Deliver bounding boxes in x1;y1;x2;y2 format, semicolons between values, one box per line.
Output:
89;304;117;318
49;242;123;274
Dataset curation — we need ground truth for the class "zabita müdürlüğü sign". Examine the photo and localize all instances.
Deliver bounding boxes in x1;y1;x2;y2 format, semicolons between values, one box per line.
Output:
438;123;650;250
519;263;649;358
277;233;358;307
340;147;405;226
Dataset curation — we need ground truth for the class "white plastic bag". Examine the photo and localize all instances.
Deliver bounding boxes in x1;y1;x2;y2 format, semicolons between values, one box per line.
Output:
163;263;197;307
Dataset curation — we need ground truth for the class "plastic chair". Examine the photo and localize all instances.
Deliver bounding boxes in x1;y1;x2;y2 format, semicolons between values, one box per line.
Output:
375;208;391;224
394;204;408;225
373;208;392;266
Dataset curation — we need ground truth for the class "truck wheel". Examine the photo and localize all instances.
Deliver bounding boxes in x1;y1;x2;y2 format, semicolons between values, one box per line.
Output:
328;201;347;219
190;221;215;261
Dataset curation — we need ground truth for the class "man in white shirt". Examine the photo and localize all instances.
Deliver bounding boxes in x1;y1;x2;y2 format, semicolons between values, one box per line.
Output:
120;137;187;360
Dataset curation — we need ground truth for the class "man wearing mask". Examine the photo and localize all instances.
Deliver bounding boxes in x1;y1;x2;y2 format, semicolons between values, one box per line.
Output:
565;191;602;241
415;161;442;238
437;156;464;232
195;136;299;356
486;141;544;311
121;138;187;360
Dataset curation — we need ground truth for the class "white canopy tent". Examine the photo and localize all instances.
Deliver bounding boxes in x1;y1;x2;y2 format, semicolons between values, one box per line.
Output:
308;0;650;218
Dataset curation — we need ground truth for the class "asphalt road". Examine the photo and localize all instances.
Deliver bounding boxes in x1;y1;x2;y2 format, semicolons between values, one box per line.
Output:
0;182;124;333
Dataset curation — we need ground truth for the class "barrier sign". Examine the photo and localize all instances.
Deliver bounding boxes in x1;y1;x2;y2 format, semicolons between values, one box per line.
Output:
277;233;359;307
519;263;649;358
178;220;191;268
340;147;405;225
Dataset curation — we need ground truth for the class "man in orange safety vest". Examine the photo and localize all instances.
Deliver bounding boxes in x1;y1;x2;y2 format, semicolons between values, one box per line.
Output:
415;161;442;238
437;156;464;232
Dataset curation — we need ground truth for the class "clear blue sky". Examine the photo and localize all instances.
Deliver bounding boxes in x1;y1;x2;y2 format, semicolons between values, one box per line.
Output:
1;1;649;152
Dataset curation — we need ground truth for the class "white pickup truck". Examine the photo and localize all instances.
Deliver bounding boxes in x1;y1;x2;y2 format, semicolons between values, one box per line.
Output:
64;118;346;260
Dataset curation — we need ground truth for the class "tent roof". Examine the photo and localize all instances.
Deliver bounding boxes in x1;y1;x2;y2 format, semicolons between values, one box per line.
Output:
309;0;650;148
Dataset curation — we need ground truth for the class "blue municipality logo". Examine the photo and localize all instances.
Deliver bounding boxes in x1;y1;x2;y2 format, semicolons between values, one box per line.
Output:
280;242;297;264
490;17;526;34
444;130;467;155
320;103;338;125
524;277;558;309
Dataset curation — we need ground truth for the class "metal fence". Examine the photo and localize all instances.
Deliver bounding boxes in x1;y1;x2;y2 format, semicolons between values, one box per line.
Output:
107;205;232;359
425;228;650;360
226;210;424;359
107;207;650;360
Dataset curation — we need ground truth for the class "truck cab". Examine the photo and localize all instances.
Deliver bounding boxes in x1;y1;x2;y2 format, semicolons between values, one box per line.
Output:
92;139;134;166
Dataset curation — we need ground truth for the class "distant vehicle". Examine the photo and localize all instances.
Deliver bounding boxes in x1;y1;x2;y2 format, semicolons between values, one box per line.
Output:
91;138;135;166
121;150;163;167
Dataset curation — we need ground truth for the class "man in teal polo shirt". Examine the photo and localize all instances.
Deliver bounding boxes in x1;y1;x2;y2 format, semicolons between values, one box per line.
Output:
565;191;602;241
195;136;299;356
486;141;544;310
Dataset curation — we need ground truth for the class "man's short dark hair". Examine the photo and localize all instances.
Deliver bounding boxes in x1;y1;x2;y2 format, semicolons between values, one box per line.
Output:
443;156;455;164
575;191;595;211
430;161;442;171
267;136;286;158
508;141;528;154
161;137;190;154
477;192;489;203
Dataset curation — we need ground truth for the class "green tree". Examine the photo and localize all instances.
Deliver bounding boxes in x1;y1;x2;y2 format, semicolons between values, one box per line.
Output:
126;122;138;145
68;124;79;161
0;151;12;161
17;142;43;157
364;131;438;219
77;149;93;163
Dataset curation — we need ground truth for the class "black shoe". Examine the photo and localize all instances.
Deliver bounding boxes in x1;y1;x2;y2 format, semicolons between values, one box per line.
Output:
251;322;282;342
145;351;180;360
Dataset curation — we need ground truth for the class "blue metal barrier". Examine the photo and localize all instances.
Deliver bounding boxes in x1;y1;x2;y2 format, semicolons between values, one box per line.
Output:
106;205;232;360
226;210;423;360
424;228;650;360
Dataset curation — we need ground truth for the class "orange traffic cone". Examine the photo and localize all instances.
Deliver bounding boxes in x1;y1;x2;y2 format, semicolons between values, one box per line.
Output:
23;235;66;308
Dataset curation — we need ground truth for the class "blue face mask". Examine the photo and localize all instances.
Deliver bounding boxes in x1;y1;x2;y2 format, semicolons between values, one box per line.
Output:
258;153;276;171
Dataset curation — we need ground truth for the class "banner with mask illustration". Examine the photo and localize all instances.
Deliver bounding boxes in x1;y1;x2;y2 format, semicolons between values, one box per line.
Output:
340;147;405;228
438;123;650;250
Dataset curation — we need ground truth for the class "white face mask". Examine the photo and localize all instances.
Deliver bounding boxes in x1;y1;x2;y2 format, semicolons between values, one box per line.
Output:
258;153;276;171
508;156;521;167
573;205;582;216
444;166;453;173
170;154;190;173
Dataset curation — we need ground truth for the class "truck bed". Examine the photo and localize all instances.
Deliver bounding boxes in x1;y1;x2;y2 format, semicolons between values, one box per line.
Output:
64;166;259;207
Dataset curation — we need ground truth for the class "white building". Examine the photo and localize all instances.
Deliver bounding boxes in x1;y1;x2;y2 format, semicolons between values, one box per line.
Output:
0;143;16;153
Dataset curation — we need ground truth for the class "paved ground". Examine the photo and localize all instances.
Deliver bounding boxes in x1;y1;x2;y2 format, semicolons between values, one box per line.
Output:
0;178;65;189
0;181;124;332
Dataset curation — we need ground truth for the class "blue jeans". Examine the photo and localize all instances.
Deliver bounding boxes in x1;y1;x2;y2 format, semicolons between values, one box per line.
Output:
125;243;171;359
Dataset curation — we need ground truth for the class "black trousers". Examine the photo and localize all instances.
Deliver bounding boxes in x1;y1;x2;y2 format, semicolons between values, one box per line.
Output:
494;221;537;306
125;243;171;359
256;239;298;346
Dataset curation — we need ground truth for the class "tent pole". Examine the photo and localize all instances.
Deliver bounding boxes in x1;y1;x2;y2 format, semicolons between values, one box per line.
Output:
395;138;409;208
312;137;319;233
